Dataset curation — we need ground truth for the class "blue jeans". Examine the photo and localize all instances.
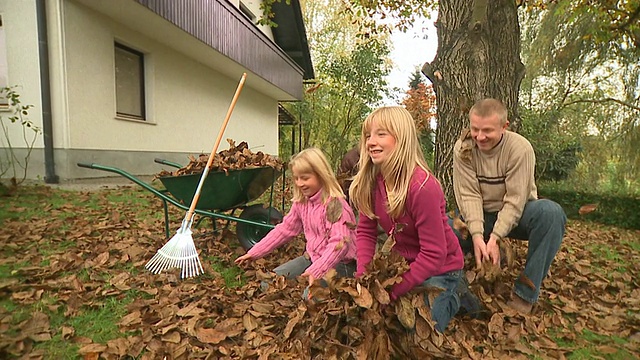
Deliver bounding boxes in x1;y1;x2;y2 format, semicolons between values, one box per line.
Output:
272;256;356;300
273;256;356;279
449;199;566;303
421;270;463;333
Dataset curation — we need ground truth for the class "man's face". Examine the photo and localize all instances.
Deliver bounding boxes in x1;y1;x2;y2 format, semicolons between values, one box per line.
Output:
469;113;508;152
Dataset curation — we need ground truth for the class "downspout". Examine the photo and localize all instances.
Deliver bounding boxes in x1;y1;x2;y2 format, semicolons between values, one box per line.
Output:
36;0;58;183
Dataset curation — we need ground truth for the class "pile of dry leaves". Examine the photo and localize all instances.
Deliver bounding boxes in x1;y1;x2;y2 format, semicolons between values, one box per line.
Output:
156;140;284;178
0;185;639;359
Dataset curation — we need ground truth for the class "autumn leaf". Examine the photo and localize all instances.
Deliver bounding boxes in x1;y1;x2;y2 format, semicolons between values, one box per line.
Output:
326;198;343;223
353;283;374;308
78;343;107;355
396;297;416;329
371;279;390;305
380;236;396;254
579;203;598;215
242;312;258;332
517;272;536;290
196;328;227;344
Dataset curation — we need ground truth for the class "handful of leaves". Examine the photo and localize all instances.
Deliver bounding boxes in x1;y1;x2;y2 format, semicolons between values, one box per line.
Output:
278;228;463;359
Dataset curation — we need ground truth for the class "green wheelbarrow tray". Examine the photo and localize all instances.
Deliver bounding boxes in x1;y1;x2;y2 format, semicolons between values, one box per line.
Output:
76;161;284;250
158;166;281;211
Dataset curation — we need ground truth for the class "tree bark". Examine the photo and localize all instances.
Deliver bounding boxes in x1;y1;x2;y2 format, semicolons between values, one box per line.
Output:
422;0;525;204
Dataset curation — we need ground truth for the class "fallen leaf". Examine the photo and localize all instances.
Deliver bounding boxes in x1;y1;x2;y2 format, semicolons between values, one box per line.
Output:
326;198;343;223
578;204;598;215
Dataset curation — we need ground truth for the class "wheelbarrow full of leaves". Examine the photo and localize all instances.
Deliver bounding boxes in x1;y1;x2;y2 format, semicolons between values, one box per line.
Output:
77;154;284;251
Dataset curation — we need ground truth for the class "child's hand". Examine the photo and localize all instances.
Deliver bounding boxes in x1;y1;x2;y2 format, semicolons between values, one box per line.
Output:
234;253;253;265
301;273;315;300
306;273;315;287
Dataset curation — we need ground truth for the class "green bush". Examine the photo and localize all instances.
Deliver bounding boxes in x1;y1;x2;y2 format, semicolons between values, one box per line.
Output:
538;187;640;229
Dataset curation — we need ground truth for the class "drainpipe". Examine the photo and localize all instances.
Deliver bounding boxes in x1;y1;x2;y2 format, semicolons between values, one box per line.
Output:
36;0;58;183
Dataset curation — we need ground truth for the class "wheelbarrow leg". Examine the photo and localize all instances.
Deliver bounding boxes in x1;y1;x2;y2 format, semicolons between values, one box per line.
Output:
162;198;170;239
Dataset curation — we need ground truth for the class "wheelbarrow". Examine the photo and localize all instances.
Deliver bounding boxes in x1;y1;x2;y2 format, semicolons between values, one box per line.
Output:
77;159;284;250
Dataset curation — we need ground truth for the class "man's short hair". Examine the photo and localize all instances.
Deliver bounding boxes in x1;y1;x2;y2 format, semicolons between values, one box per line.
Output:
469;98;508;125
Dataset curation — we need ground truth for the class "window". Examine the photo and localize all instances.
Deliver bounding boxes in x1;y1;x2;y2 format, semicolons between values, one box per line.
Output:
114;42;145;120
0;15;9;107
239;2;256;22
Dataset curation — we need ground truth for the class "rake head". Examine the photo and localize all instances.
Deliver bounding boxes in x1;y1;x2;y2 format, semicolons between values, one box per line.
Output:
145;226;204;279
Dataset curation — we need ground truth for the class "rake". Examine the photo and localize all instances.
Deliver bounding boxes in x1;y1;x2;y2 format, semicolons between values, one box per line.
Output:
146;73;247;278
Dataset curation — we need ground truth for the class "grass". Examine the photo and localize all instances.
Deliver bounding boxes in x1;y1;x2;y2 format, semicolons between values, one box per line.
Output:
623;240;640;252
582;241;633;278
0;186;159;359
208;257;246;288
0;185;253;358
548;328;634;360
0;260;30;279
1;289;146;360
0;184;160;223
2;184;639;358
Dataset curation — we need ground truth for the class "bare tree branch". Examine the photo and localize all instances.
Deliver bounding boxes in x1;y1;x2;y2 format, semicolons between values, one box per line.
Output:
610;4;640;32
563;97;640;112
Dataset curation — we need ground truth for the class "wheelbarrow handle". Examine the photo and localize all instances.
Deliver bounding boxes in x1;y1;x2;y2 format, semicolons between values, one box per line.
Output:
154;158;183;169
77;162;97;169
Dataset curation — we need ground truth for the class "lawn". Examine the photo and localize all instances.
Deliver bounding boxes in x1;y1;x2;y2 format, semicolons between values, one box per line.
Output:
0;184;638;359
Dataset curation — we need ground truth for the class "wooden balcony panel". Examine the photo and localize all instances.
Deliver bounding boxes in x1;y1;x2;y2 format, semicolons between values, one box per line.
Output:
135;0;304;99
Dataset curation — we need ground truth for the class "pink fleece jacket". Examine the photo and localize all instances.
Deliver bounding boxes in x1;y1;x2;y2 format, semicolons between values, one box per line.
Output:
246;190;357;279
356;167;463;300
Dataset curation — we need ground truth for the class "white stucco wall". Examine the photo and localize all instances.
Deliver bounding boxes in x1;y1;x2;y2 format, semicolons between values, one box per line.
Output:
62;1;279;156
0;0;44;149
0;0;288;181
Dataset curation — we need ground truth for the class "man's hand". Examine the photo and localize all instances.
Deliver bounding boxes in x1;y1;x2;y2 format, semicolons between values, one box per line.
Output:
234;253;253;266
472;234;489;269
486;234;501;267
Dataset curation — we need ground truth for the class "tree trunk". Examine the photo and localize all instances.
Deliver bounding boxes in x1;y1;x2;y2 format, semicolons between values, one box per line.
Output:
422;0;525;204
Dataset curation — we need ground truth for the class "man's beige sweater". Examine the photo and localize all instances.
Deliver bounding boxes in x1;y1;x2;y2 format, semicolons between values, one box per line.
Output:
453;130;538;239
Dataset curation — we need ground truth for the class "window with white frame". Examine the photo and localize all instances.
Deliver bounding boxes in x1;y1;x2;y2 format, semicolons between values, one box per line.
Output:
0;15;9;107
114;42;145;120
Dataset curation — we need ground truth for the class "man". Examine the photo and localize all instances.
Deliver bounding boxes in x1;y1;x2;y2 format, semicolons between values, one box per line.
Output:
452;98;566;314
337;146;360;202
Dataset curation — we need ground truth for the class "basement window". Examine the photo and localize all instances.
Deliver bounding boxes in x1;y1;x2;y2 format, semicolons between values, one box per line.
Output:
114;42;145;120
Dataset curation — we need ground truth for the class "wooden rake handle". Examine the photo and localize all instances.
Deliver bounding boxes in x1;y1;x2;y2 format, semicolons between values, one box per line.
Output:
186;73;247;221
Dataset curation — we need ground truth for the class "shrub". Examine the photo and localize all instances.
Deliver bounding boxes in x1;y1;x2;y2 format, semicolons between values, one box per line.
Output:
0;86;39;193
538;187;640;229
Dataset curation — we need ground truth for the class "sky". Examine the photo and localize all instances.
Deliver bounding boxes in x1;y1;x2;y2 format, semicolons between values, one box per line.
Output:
382;18;438;105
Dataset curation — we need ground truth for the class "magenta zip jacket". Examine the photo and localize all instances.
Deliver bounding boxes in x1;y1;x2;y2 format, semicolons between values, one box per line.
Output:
356;167;464;300
246;190;357;279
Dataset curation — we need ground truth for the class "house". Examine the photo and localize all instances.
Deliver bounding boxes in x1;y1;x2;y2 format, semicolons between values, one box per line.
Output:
0;0;313;182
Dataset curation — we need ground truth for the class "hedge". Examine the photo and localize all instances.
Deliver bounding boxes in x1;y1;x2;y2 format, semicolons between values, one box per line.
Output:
538;188;640;230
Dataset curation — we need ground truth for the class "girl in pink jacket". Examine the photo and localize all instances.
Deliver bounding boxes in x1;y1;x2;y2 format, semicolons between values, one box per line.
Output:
235;148;357;287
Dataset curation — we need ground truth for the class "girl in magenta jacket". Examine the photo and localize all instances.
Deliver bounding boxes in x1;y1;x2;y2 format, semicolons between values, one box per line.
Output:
349;106;476;333
236;148;357;287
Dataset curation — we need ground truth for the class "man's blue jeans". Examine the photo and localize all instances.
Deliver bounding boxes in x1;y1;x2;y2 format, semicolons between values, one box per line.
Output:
449;199;566;303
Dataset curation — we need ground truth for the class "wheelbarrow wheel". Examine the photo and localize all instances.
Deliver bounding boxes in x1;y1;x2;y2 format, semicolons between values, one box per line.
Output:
237;204;283;251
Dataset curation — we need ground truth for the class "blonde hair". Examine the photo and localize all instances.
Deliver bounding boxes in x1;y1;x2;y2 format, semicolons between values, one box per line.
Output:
469;98;508;125
349;106;431;219
289;148;345;203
